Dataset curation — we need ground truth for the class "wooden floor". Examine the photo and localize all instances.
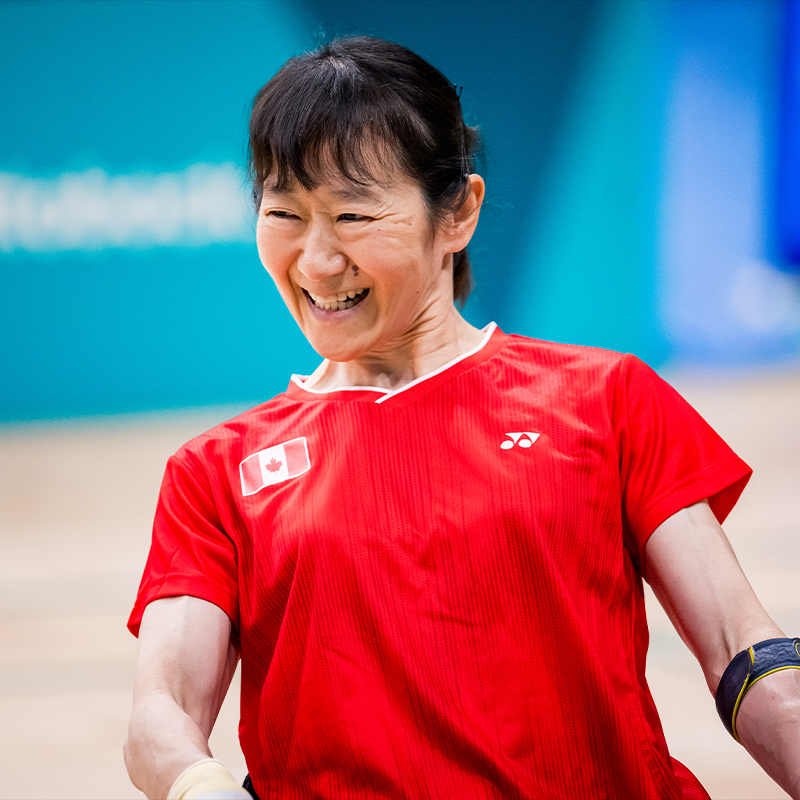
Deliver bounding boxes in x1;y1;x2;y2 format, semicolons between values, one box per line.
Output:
1;371;798;799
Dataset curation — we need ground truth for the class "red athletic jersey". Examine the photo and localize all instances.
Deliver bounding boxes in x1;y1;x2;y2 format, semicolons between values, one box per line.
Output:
129;325;751;800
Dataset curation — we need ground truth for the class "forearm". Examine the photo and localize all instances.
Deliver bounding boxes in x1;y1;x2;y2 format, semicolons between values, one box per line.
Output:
127;597;240;797
644;502;782;689
125;689;212;799
734;668;800;800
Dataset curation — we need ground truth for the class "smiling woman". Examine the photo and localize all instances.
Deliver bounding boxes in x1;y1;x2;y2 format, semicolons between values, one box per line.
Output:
124;36;800;800
248;36;484;382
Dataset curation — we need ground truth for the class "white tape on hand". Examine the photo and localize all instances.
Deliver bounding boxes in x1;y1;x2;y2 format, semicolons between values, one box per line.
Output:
167;759;250;800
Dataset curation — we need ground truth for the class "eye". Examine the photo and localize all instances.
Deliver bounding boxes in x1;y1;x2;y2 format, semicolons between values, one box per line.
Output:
338;213;369;222
264;209;299;220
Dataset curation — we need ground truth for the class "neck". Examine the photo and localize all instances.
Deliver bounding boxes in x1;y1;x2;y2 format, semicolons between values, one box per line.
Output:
303;306;485;392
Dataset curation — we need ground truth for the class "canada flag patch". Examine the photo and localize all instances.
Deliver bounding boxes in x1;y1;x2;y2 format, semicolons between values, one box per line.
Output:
239;437;310;496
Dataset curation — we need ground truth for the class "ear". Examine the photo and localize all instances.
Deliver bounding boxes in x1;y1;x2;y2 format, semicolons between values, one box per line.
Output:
444;174;485;254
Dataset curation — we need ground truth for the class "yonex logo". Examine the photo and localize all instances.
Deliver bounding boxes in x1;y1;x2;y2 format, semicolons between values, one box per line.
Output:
501;432;540;450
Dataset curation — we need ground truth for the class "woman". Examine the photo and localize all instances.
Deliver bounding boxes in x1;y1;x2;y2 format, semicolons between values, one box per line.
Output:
125;37;800;800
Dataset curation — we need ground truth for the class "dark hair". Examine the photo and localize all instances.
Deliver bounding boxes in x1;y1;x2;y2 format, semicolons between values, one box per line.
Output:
248;36;481;306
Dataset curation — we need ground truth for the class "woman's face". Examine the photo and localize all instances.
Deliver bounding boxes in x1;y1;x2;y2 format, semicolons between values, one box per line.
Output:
256;164;466;363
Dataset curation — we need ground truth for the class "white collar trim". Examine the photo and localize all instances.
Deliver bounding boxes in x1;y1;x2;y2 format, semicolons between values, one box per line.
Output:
289;322;498;403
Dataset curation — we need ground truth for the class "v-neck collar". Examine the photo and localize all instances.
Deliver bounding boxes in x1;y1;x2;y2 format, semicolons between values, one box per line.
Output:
285;323;505;407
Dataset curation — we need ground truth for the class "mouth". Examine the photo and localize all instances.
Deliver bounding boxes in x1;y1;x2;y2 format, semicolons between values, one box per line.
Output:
305;287;369;311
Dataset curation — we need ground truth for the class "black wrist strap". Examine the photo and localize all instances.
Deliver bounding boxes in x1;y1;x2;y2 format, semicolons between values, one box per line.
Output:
715;637;800;742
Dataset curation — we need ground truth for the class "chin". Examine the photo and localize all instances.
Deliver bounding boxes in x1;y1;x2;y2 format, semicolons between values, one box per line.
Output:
300;315;380;363
312;343;366;363
301;331;364;363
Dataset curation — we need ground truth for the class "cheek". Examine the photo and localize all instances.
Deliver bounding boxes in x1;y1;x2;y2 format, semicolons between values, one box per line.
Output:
256;236;301;315
256;230;292;280
366;230;427;272
381;238;438;288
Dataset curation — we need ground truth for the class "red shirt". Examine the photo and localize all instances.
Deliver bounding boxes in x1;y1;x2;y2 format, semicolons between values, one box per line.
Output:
129;325;751;799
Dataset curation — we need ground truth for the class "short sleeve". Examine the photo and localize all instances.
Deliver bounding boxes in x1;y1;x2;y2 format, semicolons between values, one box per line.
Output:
127;453;240;636
612;354;752;565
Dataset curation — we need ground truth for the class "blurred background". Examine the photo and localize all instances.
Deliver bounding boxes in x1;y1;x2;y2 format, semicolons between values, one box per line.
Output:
1;0;799;797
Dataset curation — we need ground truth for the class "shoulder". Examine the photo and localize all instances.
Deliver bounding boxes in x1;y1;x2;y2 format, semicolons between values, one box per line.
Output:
498;331;627;366
172;392;297;474
493;331;638;389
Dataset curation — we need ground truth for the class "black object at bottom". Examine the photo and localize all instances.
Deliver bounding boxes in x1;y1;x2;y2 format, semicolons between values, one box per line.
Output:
715;636;800;741
243;773;261;800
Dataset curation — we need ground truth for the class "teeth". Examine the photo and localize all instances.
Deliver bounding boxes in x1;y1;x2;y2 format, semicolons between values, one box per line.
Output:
307;287;367;310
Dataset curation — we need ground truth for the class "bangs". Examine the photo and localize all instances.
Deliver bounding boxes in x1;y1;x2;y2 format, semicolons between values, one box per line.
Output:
249;50;440;206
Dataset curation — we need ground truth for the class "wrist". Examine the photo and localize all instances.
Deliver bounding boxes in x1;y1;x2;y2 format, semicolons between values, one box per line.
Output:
168;758;250;800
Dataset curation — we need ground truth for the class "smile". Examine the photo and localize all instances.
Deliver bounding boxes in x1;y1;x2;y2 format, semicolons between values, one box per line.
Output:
306;288;369;311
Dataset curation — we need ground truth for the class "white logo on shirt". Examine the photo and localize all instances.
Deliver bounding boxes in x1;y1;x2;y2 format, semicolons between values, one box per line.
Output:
501;432;541;450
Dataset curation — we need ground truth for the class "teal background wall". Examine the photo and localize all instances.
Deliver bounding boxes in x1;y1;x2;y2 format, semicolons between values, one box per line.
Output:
1;0;317;420
511;0;669;360
2;0;799;421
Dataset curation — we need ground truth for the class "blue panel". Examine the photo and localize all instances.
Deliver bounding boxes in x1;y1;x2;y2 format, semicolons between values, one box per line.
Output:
657;0;799;366
777;0;800;268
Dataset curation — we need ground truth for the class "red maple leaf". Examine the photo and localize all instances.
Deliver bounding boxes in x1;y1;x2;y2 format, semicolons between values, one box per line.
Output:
265;457;283;473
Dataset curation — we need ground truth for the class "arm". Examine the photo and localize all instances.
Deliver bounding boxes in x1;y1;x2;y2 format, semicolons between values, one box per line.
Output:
124;595;240;800
644;500;800;799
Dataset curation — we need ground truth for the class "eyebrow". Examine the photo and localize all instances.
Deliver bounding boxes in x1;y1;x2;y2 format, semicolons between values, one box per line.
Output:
327;184;382;201
262;180;290;197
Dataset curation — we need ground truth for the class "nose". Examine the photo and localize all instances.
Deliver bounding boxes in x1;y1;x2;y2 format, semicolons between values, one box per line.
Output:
298;221;348;281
